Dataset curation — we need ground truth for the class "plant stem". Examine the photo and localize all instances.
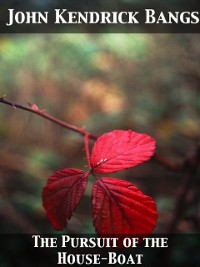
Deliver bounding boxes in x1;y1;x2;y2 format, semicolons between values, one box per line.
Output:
0;97;97;140
84;133;91;168
0;97;187;171
167;144;200;233
154;153;187;171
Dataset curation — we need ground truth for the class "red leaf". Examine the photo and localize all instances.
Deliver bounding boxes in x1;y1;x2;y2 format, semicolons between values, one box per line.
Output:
90;130;156;173
42;168;88;230
92;177;158;235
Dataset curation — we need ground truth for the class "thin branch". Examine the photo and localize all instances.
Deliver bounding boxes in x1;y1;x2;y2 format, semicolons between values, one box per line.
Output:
0;97;188;171
0;97;97;140
84;133;91;168
154;153;187;171
167;144;200;233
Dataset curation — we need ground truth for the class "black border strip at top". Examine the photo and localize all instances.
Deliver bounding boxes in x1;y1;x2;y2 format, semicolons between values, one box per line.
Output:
0;0;200;33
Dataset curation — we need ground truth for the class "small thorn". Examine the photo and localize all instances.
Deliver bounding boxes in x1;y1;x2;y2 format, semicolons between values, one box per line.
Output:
31;104;39;111
28;102;45;113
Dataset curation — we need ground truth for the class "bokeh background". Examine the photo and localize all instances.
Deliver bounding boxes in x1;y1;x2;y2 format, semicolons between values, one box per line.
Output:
0;34;200;236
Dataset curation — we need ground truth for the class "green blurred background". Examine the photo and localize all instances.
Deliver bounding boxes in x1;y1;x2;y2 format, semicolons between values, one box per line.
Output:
0;34;199;235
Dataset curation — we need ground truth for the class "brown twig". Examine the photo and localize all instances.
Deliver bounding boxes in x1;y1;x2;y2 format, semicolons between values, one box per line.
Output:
167;144;200;233
84;133;91;168
0;97;97;140
154;153;187;171
0;97;190;172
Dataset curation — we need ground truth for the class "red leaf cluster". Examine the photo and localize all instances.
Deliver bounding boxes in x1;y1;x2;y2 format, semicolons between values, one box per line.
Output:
42;130;157;236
